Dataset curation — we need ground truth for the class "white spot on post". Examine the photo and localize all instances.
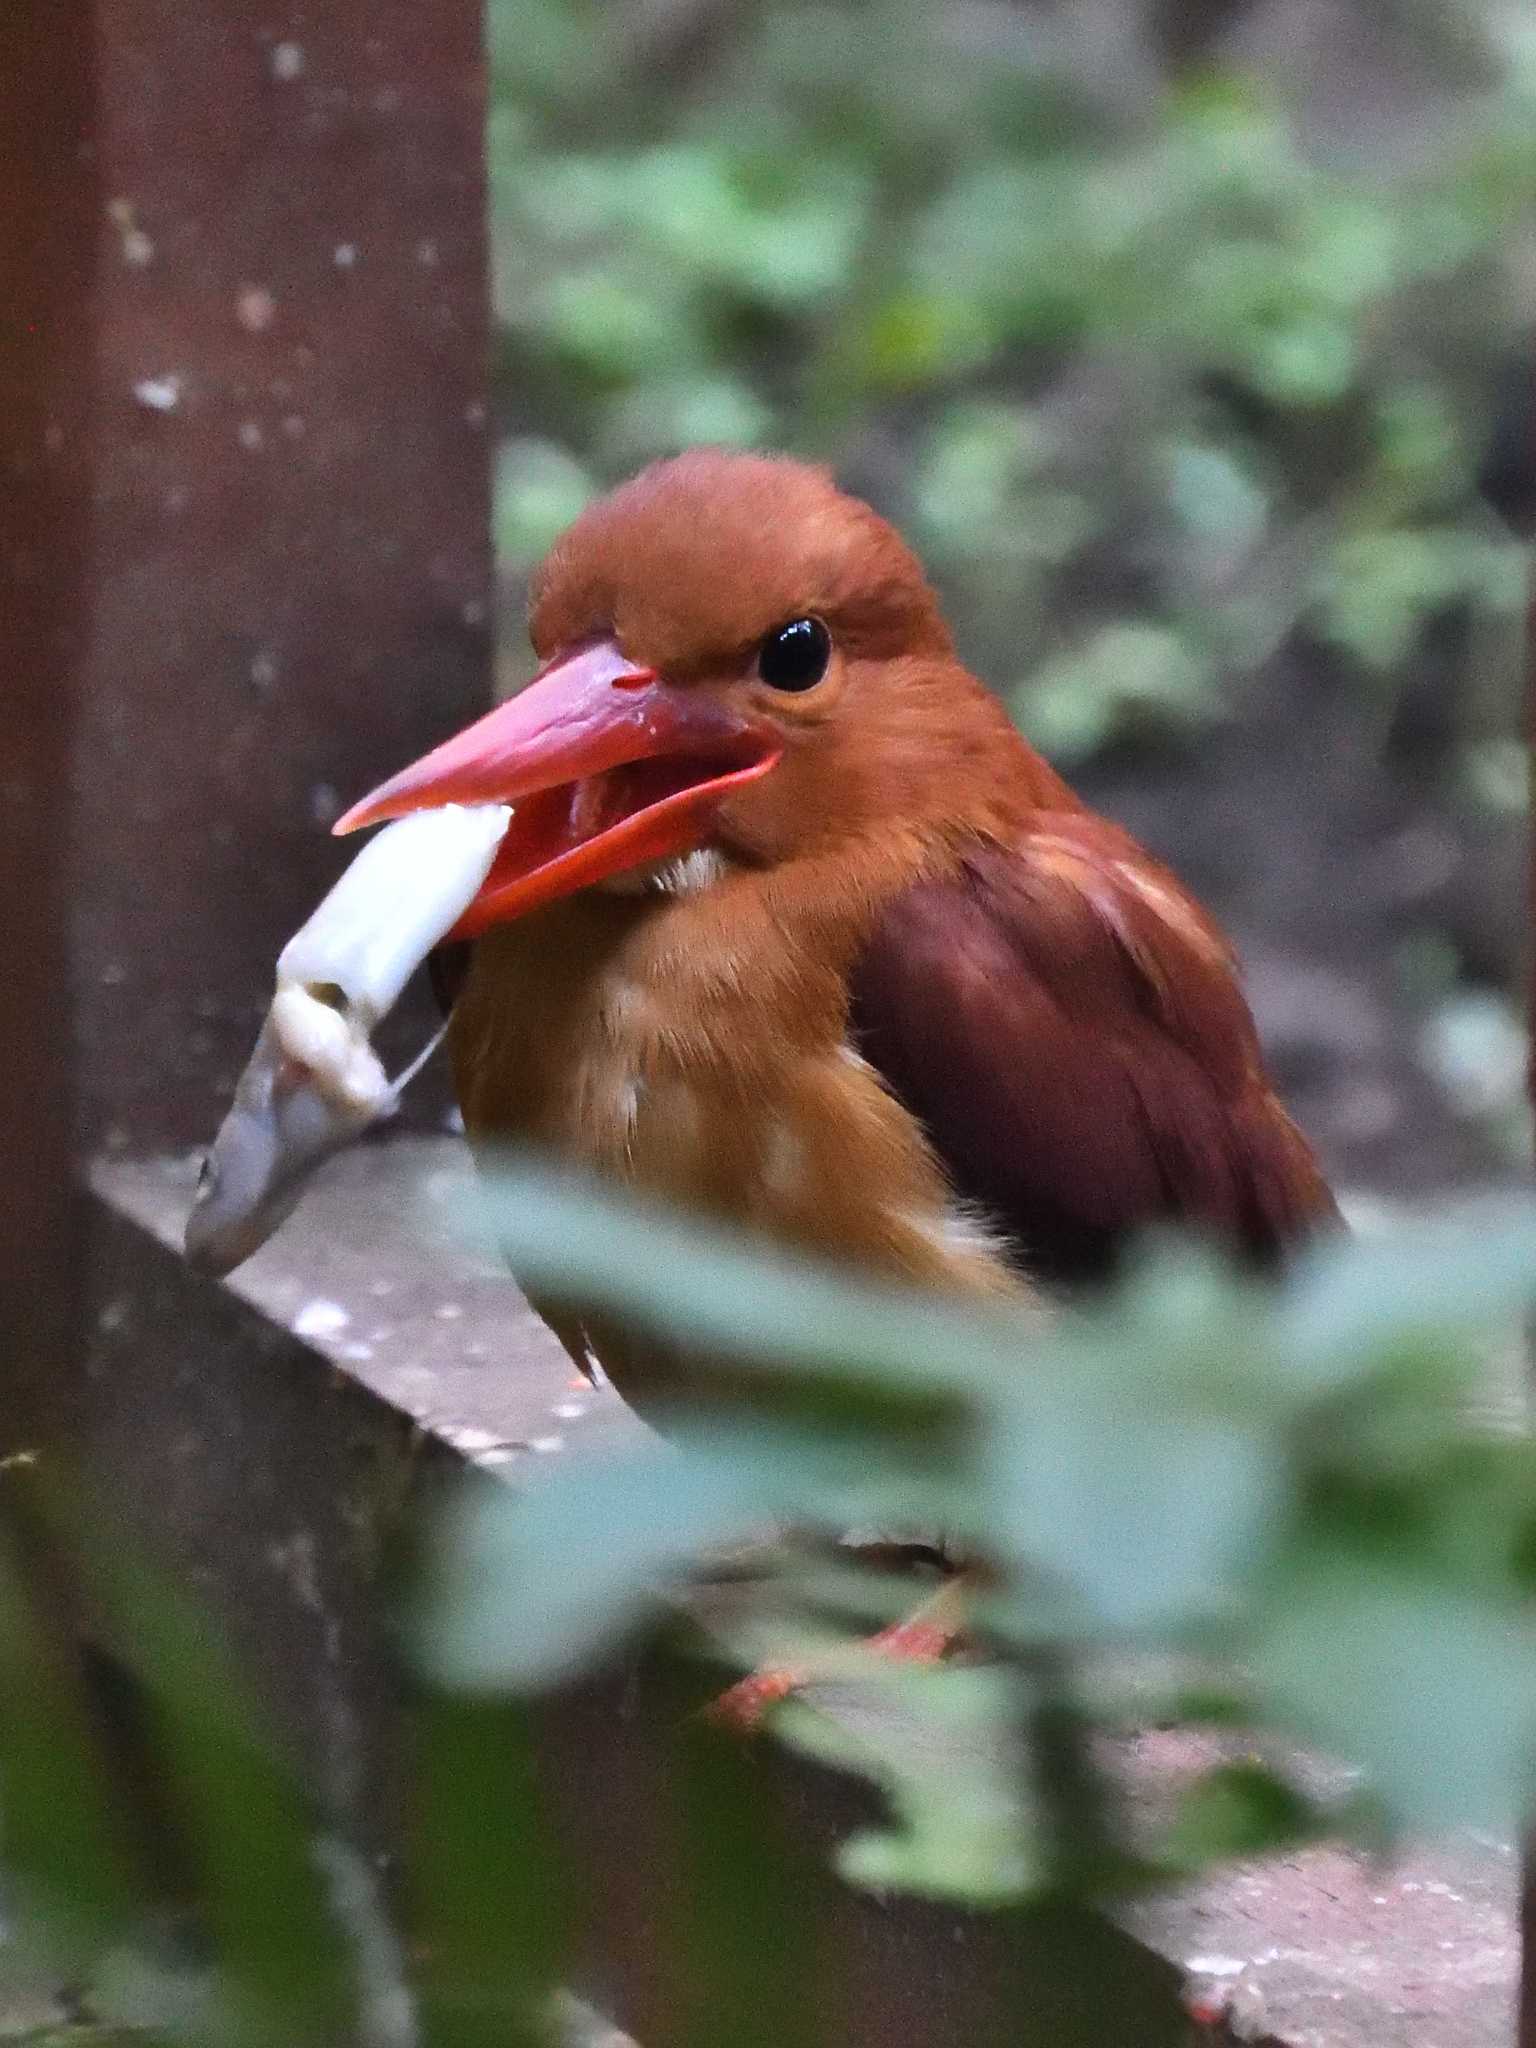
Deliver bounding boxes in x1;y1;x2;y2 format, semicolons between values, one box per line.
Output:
451;1427;502;1454
293;1299;351;1341
134;374;182;413
237;285;277;333
108;198;155;266
270;40;306;80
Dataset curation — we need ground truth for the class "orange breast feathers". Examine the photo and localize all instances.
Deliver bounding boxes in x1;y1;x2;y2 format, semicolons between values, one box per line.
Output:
446;863;1031;1312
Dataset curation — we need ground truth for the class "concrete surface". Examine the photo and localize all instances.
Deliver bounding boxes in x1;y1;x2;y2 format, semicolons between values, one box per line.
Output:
1117;1728;1519;2046
96;1134;643;1472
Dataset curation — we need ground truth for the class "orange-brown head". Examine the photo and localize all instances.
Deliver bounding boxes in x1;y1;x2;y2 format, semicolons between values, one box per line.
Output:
335;449;1071;930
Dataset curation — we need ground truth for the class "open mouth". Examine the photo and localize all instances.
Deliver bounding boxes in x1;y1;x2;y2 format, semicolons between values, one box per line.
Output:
333;635;781;932
449;734;780;937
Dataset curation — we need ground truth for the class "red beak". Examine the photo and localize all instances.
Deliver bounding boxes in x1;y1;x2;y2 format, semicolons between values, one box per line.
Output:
333;637;780;935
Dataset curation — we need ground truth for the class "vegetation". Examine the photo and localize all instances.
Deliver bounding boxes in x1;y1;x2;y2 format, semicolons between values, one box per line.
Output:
486;0;1533;766
6;1165;1536;2041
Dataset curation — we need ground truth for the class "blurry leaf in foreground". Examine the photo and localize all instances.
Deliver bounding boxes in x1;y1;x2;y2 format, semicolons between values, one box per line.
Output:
0;1508;138;1971
984;1394;1277;1634
664;1698;829;2048
775;1665;1038;1905
1163;1761;1326;1870
54;1502;359;2048
456;1149;1029;1400
422;1437;843;1691
1279;1194;1536;1388
1253;1564;1536;1834
411;1695;569;2048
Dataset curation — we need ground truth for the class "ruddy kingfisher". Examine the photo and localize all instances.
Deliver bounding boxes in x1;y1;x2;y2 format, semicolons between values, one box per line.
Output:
189;448;1337;1712
328;447;1335;1385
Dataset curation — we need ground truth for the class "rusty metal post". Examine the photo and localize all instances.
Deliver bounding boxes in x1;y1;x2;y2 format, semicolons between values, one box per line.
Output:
1520;347;1536;2048
73;0;493;1154
0;7;98;1446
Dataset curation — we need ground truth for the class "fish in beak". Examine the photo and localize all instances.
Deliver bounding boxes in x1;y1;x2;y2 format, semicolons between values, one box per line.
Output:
184;802;509;1276
332;635;781;932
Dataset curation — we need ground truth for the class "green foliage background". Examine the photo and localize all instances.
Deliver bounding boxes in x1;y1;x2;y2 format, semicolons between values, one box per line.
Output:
486;0;1534;764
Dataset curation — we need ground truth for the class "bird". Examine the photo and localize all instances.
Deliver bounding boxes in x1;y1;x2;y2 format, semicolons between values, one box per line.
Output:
333;448;1339;1714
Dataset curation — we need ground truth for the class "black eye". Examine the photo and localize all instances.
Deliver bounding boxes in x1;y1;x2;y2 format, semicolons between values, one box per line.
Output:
757;616;831;693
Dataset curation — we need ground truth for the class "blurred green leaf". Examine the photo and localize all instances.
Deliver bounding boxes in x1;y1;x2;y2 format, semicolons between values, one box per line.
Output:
0;1509;138;1971
662;1690;831;2048
458;1150;1028;1401
1161;441;1268;558
1460;736;1530;817
1253;1564;1536;1833
1023;624;1217;762
1280;1194;1536;1381
1163;1761;1325;1867
778;1665;1038;1903
57;1509;359;2048
422;1437;846;1690
410;1695;570;2048
494;440;596;571
984;1394;1277;1634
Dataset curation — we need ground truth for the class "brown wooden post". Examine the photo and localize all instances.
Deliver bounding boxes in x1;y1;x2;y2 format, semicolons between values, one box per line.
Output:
0;0;496;1875
1519;349;1536;2048
0;7;98;1448
72;0;493;1154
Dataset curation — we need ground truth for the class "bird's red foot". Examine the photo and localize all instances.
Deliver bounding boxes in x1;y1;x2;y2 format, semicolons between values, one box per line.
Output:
703;1587;967;1734
702;1661;810;1734
865;1611;959;1663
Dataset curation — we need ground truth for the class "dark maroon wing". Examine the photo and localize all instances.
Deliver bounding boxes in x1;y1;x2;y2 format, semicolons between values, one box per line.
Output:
847;817;1337;1287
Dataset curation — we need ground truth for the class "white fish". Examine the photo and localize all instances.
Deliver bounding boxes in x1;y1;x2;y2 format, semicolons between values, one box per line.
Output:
184;803;508;1276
